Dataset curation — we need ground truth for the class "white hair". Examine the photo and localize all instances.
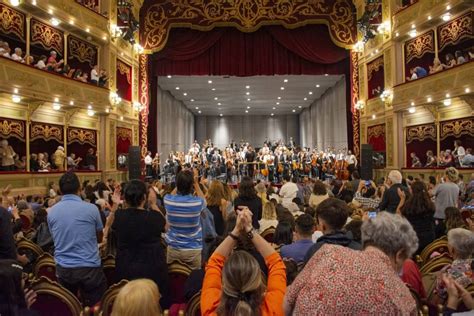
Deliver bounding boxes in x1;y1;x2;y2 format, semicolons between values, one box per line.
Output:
448;228;474;259
388;170;402;184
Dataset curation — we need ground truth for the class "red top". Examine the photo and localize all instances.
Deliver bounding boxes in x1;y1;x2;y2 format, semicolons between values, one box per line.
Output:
201;252;286;316
401;259;427;299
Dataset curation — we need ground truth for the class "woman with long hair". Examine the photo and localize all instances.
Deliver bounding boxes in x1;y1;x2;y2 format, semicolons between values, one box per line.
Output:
258;202;278;233
234;176;262;229
401;180;436;254
201;207;286;316
112;279;161;316
444;207;467;232
206;180;229;236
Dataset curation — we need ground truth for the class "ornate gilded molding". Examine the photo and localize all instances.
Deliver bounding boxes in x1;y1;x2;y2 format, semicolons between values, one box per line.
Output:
351;50;360;158
404;30;434;63
30;18;64;54
367;56;384;81
0;118;25;141
438;11;473;51
67;128;96;146
0;3;25;41
117;126;132;141
140;0;357;52
385;118;393;166
30;123;63;142
68;35;97;67
440;118;473;140
367;123;385;139
110;120;116;169
117;59;132;84
139;54;149;159
406;123;436;143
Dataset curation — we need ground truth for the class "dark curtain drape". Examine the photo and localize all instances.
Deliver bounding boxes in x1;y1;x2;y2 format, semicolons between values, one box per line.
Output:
152;25;349;76
406;139;436;167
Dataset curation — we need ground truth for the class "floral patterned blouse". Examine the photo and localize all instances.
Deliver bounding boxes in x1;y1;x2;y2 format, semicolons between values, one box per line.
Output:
285;244;417;315
435;258;474;299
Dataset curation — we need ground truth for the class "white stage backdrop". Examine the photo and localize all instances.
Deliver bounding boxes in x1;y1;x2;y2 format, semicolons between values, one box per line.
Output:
195;115;299;148
299;77;347;150
156;86;195;156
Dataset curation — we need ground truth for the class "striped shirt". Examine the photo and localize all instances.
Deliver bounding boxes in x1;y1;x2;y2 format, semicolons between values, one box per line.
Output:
164;194;205;250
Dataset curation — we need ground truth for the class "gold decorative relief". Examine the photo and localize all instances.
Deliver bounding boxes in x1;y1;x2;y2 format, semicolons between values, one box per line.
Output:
440;118;473;140
110;120;116;169
438;11;473;51
139;54;149;158
67;128;96;145
117;126;132;140
367;124;385;138
0;118;25;140
367;56;384;81
117;59;132;84
385;118;393;166
405;30;434;63
30;123;63;142
30;18;64;54
384;47;392;88
0;3;25;41
406;124;436;143
68;35;97;67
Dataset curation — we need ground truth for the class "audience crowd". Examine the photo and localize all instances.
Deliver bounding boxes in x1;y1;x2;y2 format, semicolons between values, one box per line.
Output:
0;166;473;315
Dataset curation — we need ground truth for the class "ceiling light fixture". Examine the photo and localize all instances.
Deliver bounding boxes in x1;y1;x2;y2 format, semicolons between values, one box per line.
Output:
105;108;110;113
324;74;328;76
284;79;288;83
427;97;432;102
9;0;20;6
54;97;59;102
167;75;172;78
120;116;124;121
372;114;376;119
465;88;471;93
13;88;18;94
408;107;416;114
175;87;180;90
280;87;285;90
443;99;451;106
247;98;251;101
50;18;60;26
410;101;415;106
198;110;201;114
69;100;74;106
298;105;302;108
272;107;276;110
245;110;249;113
183;92;187;96
195;107;199;109
276;102;280;105
217;102;221;105
304;97;307;101
11;95;21;103
52;103;61;111
219;113;223;117
86;28;90;33
246;92;250;95
245;85;250;89
277;97;281;100
395;32;399;37
292;109;296;113
442;13;451;22
208;80;212;84
427;16;432;20
308;91;313;95
316;84;320;88
190;99;195;102
409;29;417;38
211;88;216;91
271;113;274;116
445;93;450;98
247;106;250;109
214;97;218;100
446;4;451;10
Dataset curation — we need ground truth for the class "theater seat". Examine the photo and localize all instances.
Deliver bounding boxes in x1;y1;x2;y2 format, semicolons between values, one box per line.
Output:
30;276;83;316
418;236;448;265
17;237;44;263
260;227;276;243
185;291;201;316
100;279;129;316
420;252;452;275
102;255;116;287
168;260;192;305
34;253;57;281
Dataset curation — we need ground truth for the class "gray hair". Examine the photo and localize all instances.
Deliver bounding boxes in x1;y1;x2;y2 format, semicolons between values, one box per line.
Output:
448;228;474;259
388;170;402;184
361;212;418;258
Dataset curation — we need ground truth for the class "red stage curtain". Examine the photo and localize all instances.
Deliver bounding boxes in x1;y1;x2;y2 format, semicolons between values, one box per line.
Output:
152;25;349;76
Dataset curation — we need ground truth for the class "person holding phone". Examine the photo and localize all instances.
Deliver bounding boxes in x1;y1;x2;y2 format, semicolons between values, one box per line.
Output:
353;179;379;210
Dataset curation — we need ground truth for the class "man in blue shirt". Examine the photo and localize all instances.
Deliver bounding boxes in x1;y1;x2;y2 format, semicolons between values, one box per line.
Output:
164;169;206;269
48;172;106;305
280;214;315;263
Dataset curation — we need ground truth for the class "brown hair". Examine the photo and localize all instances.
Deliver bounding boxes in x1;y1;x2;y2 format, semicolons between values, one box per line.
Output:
206;180;226;207
262;202;277;220
112;279;161;316
217;251;265;316
312;180;327;196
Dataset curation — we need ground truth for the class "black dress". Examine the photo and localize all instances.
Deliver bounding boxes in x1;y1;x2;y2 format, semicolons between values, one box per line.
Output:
207;205;225;236
233;196;262;229
112;208;169;307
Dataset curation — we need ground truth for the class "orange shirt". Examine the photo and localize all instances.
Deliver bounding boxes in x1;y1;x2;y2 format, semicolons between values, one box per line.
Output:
201;252;286;316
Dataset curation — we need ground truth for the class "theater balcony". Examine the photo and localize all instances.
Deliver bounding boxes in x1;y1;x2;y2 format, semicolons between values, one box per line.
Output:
391;61;474;111
0;56;110;110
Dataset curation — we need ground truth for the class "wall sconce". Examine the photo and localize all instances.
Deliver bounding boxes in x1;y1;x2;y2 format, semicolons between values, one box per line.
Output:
353;41;364;53
110;92;122;106
110;24;123;40
380;89;393;103
377;21;391;36
133;43;144;54
133;101;143;111
9;0;20;6
355;100;365;110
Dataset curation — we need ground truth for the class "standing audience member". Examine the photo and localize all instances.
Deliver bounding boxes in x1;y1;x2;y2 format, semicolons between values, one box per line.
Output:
308;180;329;209
206;180;228;236
285;212;418;315
234;176;262;229
47;172;106;306
379;170;406;214
433;167;460;231
280;214;314;263
258;202;278;233
164;169;206;269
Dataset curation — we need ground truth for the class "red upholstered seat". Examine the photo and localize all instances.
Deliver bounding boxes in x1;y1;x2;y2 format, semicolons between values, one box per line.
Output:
34;253;57;281
168;261;192;305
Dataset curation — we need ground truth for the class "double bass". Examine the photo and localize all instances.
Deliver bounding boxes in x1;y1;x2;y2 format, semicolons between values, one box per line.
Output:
335;158;350;180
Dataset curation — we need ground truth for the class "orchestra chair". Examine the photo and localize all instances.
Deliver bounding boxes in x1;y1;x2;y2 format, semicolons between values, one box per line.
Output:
168;260;192;305
99;279;129;316
102;255;116;287
260;227;276;243
185;291;201;316
417;236;448;266
29;276;83;316
17;237;44;263
33;253;57;281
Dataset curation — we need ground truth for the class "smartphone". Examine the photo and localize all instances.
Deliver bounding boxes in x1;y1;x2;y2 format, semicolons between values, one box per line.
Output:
365;180;371;186
7;206;12;213
368;211;377;219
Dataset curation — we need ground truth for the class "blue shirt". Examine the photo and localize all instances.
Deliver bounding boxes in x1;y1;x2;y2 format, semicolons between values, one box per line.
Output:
164;194;205;250
415;67;427;78
280;239;314;263
47;194;103;268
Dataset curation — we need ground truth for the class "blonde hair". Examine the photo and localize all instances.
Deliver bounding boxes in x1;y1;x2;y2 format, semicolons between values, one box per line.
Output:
217;251;265;316
262;202;277;220
112;279;161;316
445;167;459;182
206;180;226;207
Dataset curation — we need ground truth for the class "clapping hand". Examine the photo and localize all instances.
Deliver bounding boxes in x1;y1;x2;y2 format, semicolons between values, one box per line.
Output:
111;185;121;207
2;184;11;197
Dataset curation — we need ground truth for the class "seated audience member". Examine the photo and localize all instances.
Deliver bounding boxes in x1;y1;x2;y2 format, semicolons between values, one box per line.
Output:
429;57;444;74
433;167;460;223
78;72;88;83
84;148;97;170
11;48;24;63
273;221;294;250
0;139;17;171
443;53;457;69
73;69;83;80
401;259;427;300
0;259;37;316
0;41;7;55
410;152;422;167
46;50;62;68
164;169;206;269
90;65;99;84
434;228;474;301
112;279;162;316
98;69;108;87
406;66;427;81
206;180;228;236
29;153;39;172
285;212;418;315
258;202;278;233
400;181;436;254
14;155;26;171
47;172;107;306
462;148;474;167
1;42;11;58
425;150;437;167
255;182;268;205
304;198;361;263
37;153;50;171
280;214;314;263
441;274;474;315
66;153;82;170
308;180;329;209
455;50;466;65
379;170;406;214
234;176;262;229
283;259;299;286
201;207;286;315
343;219;363;243
111;180;169;308
34;55;47;70
353;180;379;210
24;55;33;65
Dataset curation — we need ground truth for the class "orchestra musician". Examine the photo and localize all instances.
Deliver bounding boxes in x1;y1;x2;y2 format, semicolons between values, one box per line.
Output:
245;146;256;178
152;153;160;179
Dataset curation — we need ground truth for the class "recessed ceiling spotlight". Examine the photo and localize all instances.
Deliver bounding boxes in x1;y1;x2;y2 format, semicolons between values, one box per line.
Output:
395;32;399;37
54;97;59;102
211;88;216;91
324;73;328;76
284;79;288;83
466;88;471;93
13;88;18;94
120;116;124;121
217;102;221;105
408;107;416;114
298;105;302;108
445;93;450;98
247;106;251;109
411;24;416;29
175;87;180;90
219;113;223;117
246;92;250;95
198;110;201;114
102;35;107;40
9;0;20;5
85;28;90;33
105;108;110;113
410;101;415;106
11;95;21;103
443;99;451;106
316;84;320;88
69;100;74;105
167;75;172;78
214;97;218;100
277;97;281;100
442;13;451;21
69;19;74;25
52;103;61;111
427;97;432;102
272;107;276;110
292;109;296;113
427;15;432;20
195;107;199;109
208;80;212;84
271;113;274;116
308;91;313;95
247;98;251;101
190;99;195;102
51;18;60;26
280;87;285;90
245;85;250;89
245;110;249;113
183;92;187;96
446;4;451;9
304;97;307;101
48;8;53;14
276;102;280;105
372;114;376;119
